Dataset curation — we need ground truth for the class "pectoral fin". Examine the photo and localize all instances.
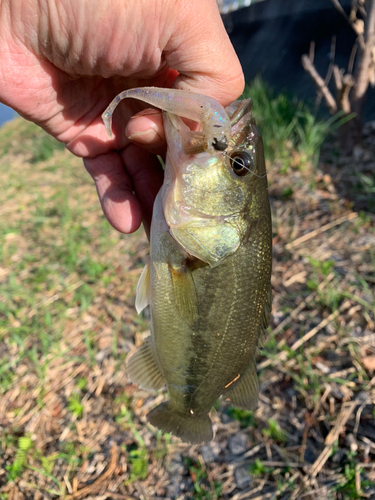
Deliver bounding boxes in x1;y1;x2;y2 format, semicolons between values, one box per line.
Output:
222;357;259;411
126;337;165;392
135;260;151;314
169;264;199;330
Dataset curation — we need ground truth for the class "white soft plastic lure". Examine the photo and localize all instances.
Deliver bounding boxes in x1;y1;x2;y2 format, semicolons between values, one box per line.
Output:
102;87;232;155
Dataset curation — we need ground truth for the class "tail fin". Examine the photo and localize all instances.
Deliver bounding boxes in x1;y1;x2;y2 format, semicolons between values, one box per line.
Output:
148;402;213;444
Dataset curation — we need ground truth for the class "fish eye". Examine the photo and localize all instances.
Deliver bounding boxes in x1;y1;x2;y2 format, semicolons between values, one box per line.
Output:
229;150;253;176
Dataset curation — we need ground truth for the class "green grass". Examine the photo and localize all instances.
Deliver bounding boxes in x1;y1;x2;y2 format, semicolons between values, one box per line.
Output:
185;458;223;500
0;119;65;161
244;78;345;169
262;418;287;443
67;393;85;419
5;436;34;480
0;89;374;500
226;406;255;428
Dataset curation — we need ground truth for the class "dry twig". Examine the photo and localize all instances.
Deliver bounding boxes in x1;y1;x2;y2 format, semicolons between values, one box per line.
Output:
285;212;358;250
65;442;118;500
309;400;360;477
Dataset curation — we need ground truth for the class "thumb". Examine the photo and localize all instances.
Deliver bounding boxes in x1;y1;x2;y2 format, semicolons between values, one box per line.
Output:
165;0;244;106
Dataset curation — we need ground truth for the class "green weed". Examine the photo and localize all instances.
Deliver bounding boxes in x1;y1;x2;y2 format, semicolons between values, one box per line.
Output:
33;450;60;475
307;258;343;310
285;352;323;404
82;330;97;365
67;393;84;419
155;430;172;460
0;119;64;161
76;377;88;391
295;110;350;168
186;459;222;500
29;134;65;163
128;446;148;482
117;403;149;483
262;418;287;442
244;78;342;169
6;435;33;480
0;358;16;393
249;458;273;476
226;407;255;428
332;451;372;498
58;442;85;469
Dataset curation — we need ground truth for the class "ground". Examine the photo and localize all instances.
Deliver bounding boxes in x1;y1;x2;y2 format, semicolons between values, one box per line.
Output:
0;116;374;500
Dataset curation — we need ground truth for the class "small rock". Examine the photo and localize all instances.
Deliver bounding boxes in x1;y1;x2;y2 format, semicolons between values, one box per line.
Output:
330;385;344;400
166;475;184;498
200;442;220;463
272;310;285;325
331;449;345;464
221;412;233;424
167;454;184;475
304;445;318;464
180;477;193;491
356;391;369;403
95;348;110;364
234;465;252;488
228;432;248;455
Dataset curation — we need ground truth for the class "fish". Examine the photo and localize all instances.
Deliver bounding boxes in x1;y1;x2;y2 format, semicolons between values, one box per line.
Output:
102;87;272;444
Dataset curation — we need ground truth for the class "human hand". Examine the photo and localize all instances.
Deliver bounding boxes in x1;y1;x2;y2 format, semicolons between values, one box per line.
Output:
0;0;244;234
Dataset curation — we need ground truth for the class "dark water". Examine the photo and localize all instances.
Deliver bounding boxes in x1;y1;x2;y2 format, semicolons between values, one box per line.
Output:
0;103;16;128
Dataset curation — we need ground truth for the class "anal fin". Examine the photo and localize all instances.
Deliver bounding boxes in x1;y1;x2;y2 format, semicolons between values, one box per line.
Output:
222;357;259;411
126;337;165;392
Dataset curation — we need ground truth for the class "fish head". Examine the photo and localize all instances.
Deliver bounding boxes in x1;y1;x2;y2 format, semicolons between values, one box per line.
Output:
161;98;267;267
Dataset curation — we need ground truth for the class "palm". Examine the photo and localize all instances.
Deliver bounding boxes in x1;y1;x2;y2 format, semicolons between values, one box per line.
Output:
1;42;167;233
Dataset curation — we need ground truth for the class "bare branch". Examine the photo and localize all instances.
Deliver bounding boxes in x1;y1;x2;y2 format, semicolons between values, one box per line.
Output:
301;55;338;113
338;74;355;113
331;0;350;22
348;41;358;73
353;0;375;99
333;65;344;90
332;0;366;46
324;37;337;87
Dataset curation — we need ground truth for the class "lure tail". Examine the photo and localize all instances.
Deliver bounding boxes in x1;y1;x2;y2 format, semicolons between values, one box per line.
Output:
148;402;213;444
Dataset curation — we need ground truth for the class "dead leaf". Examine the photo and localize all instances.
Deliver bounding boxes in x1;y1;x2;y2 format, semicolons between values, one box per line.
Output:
361;355;375;372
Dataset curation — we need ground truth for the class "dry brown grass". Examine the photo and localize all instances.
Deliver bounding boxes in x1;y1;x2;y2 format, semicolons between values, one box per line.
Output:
0;117;374;500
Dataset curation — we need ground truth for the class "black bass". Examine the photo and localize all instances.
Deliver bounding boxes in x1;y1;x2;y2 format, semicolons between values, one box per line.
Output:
102;88;272;443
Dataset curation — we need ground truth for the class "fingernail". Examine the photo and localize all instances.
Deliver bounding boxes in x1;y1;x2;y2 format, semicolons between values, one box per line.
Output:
130;109;160;118
128;129;162;144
